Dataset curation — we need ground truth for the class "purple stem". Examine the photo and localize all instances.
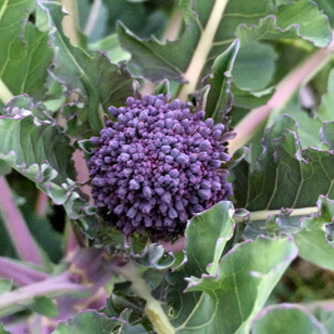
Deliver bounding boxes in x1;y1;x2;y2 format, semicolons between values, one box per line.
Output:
161;237;185;253
35;191;48;217
0;177;44;266
0;272;88;312
0;257;48;286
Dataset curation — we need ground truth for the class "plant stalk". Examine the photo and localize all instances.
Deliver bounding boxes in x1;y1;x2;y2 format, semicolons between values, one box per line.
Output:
61;0;79;46
250;206;319;222
0;78;14;105
0;257;48;286
178;0;230;101
0;177;44;266
113;261;176;334
83;0;102;38
229;34;334;154
0;272;88;317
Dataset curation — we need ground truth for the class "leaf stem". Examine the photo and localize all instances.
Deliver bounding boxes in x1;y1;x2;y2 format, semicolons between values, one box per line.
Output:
0;78;14;105
178;0;230;101
61;0;79;46
0;257;48;286
112;261;176;334
229;33;334;154
83;0;102;38
250;206;319;222
0;177;44;266
0;272;88;317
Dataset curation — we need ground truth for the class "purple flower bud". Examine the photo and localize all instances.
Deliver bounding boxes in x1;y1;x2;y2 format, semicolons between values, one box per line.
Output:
127;206;137;218
212;129;222;140
176;154;189;164
90;137;100;146
89;94;233;241
205;118;214;128
120;153;130;161
199;140;212;152
209;160;221;168
169;169;179;178
198;189;211;200
143;186;152;199
162;192;172;203
129;179;140;190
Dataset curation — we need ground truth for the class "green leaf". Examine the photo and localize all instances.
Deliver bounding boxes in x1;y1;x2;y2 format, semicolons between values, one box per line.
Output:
0;106;75;185
236;0;332;48
52;311;121;334
316;309;334;333
232;41;278;91
132;243;175;269
117;22;193;82
0;0;53;101
52;310;151;334
203;39;239;122
275;0;332;48
234;115;334;211
88;34;131;63
294;196;334;271
313;0;334;27
0;109;98;236
184;201;235;277
37;2;134;136
117;0;331;95
317;69;334;122
251;304;327;333
320;122;334;150
28;296;58;318
168;237;297;333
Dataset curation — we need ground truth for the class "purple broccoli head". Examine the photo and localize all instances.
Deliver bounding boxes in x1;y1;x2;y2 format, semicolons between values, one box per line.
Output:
88;94;234;241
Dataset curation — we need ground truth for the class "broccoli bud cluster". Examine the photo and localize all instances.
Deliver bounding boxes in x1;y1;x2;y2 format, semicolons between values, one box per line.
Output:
88;94;234;241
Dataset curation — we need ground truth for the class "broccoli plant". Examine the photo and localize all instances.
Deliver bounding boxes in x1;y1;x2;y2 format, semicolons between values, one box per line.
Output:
0;0;334;333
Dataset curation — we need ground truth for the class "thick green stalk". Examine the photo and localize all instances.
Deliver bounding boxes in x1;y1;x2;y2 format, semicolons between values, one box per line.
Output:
250;207;318;222
178;0;230;101
0;78;13;105
113;261;176;334
61;0;79;46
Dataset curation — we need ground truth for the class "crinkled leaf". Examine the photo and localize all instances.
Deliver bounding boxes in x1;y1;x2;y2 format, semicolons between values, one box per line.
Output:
234;115;334;211
275;0;332;48
88;34;131;63
117;0;331;94
184;201;235;278
168;237;297;333
317;69;334;122
117;22;194;82
132;243;175;269
0;107;97;235
203;39;239;122
0;105;74;184
0;0;53;100
294;196;334;271
251;304;327;334
313;0;334;27
320;122;334;150
316;309;334;333
37;1;134;136
232;42;278;91
236;0;332;48
52;310;151;334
